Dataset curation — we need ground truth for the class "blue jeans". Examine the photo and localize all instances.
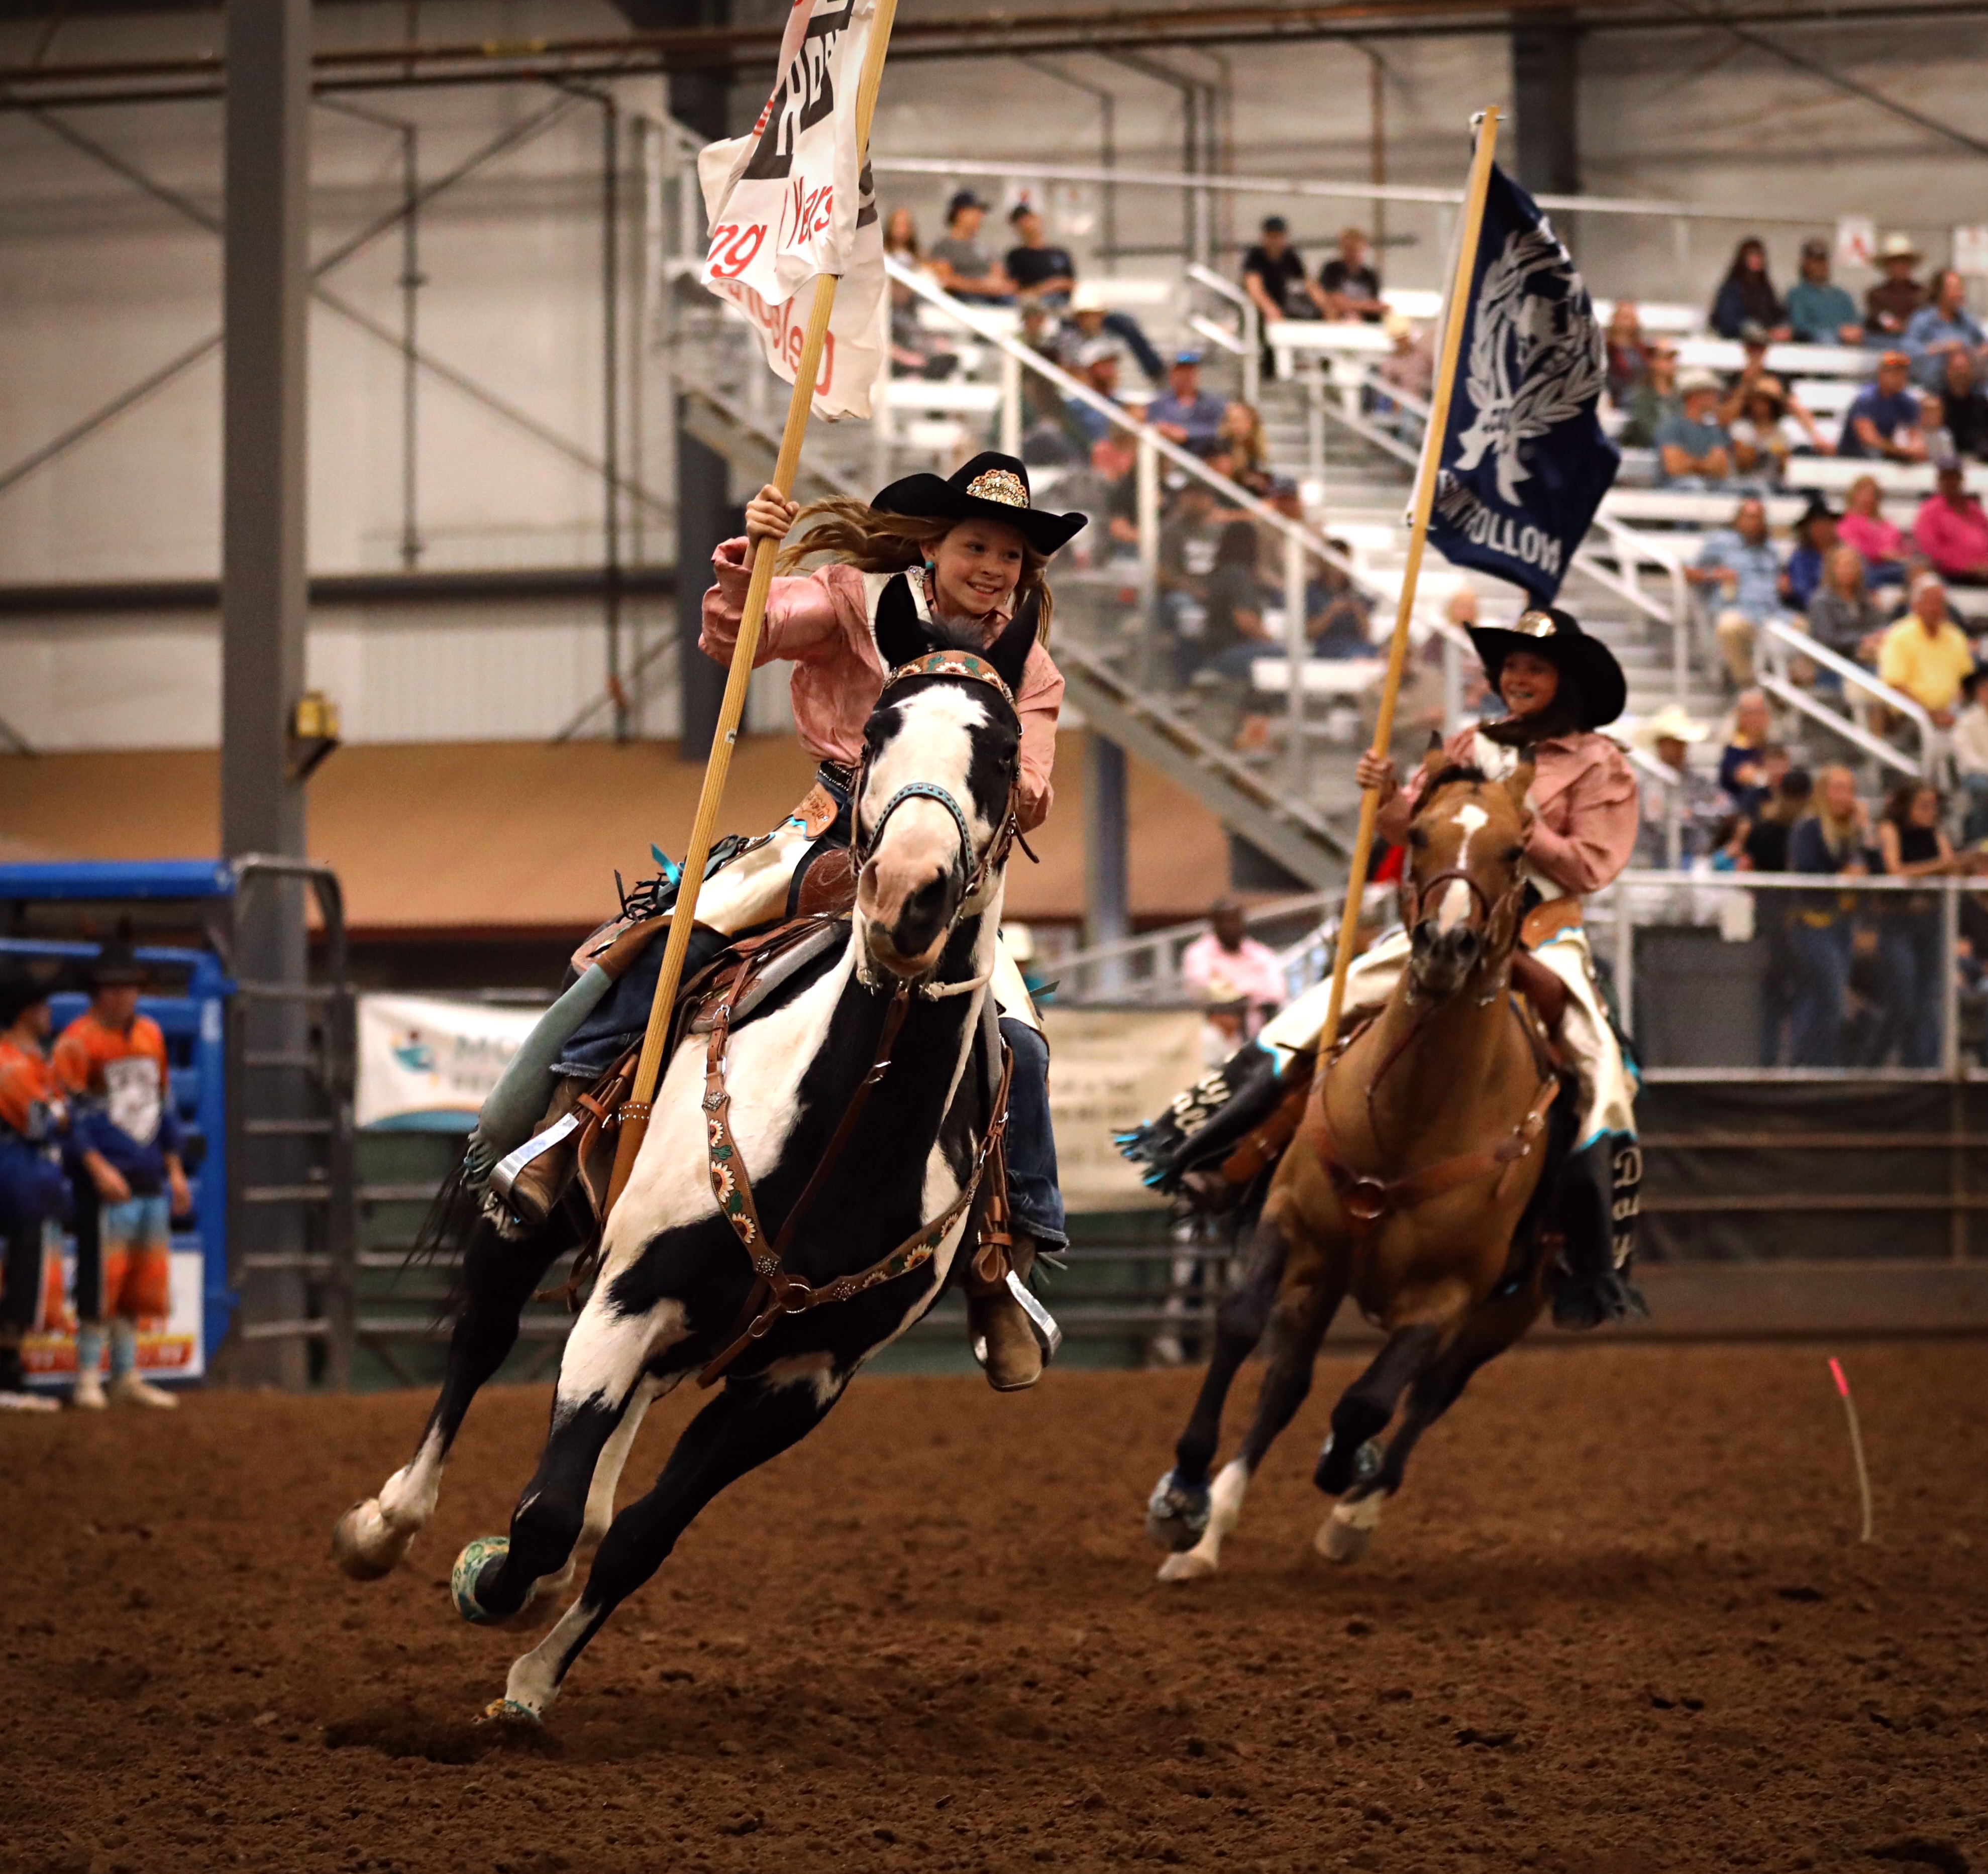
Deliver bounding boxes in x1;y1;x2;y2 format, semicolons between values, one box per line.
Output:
999;1018;1067;1250
1788;917;1852;1067
1871;910;1943;1069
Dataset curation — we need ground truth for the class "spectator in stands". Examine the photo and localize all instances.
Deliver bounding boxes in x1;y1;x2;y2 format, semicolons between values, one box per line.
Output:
1808;544;1888;670
1056;284;1166;386
1904;268;1984;389
1145;350;1229;458
1730;383;1794;487
1743;765;1812;1065
1158;478;1222;657
0;965;65;1413
1839;475;1913;587
1912;460;1988;586
1954;669;1988;840
1180;898;1287;1046
1785;238;1865;346
1865;233;1926;339
1784;497;1838;613
1633;704;1726;864
1307;544;1374;659
1202;518;1278;672
1067;339;1126;450
883;208;959;378
1722;325;1832;460
1605;302;1650;404
1657;371;1734;487
1376;309;1434;421
1217;401;1270;484
54;935;190;1410
1003;202;1073;304
1878;572;1976;728
927;191;1014;304
1242;215;1326;327
1840;352;1930;462
1787;764;1870;1068
1717;688;1778;814
1938;349;1988;461
1691;499;1782;687
1080;432;1142;556
1871;781;1964;1067
1319;227;1385;322
1710;236;1790;341
1621;341;1682;449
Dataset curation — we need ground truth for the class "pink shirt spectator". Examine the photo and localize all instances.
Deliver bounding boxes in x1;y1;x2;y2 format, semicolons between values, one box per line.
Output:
1912;491;1988;579
1838;507;1910;569
700;540;1065;831
1377;726;1640;898
1180;931;1287;1032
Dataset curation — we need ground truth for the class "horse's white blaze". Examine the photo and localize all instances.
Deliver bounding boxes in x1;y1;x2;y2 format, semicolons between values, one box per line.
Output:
1157;1457;1250;1582
861;687;993;844
1434;801;1491;934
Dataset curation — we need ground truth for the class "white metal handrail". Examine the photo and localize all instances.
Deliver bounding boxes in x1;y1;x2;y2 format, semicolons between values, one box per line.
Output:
1758;617;1930;779
1186;261;1260;405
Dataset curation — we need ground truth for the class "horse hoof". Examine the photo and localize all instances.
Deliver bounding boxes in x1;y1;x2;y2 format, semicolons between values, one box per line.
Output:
1145;1471;1211;1554
1157;1550;1217;1583
477;1696;543;1727
451;1535;534;1626
331;1499;401;1582
1315;1493;1386;1566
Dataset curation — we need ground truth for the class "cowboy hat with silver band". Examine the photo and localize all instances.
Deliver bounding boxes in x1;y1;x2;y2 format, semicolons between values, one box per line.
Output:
1468;605;1629;730
872;451;1088;558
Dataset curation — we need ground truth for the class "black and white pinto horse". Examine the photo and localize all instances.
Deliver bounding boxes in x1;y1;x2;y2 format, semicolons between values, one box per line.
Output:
332;598;1037;1723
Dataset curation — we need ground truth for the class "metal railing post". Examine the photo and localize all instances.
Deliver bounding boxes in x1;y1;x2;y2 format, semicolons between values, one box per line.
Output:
1943;876;1963;1080
999;348;1021;459
1243;298;1260;407
1284;529;1307;798
1136;429;1160;683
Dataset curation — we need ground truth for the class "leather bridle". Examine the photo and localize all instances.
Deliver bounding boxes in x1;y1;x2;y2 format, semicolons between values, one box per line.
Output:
849;650;1024;990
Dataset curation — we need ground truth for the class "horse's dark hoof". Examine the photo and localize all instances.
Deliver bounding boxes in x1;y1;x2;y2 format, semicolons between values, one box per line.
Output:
1314;1434;1383;1497
1145;1471;1211;1553
1552;1269;1649;1332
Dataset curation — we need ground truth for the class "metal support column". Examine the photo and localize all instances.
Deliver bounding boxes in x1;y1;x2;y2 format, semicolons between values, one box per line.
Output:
1085;733;1130;982
602;94;626;741
221;0;311;1387
1512;9;1581;204
669;0;730;761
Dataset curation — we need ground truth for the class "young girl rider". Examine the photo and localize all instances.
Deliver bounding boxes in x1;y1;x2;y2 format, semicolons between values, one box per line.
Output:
469;453;1086;1393
1139;605;1645;1328
698;453;1085;1388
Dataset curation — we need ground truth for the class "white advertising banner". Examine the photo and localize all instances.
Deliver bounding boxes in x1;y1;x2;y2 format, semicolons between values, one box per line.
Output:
1953;226;1988;278
1835;215;1876;270
1042;1008;1210;1213
357;994;547;1131
696;0;887;419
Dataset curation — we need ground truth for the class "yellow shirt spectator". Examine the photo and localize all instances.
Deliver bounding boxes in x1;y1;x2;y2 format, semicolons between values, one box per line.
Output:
1877;613;1975;714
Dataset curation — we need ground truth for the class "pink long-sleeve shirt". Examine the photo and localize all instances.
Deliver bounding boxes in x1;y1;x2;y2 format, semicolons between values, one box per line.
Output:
1913;493;1988;579
1376;725;1640;898
700;540;1064;832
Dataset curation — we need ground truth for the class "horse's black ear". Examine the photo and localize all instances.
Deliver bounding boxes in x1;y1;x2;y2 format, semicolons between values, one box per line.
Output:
873;572;937;671
984;590;1039;697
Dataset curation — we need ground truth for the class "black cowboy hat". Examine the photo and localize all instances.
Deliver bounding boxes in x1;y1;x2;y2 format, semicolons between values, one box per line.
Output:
85;922;149;990
872;452;1088;558
0;960;62;1028
1468;605;1627;730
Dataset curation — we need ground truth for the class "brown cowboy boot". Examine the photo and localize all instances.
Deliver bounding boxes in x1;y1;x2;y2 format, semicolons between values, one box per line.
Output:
968;1233;1045;1392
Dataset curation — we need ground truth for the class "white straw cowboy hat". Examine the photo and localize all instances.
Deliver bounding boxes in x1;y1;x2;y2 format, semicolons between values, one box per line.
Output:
1878;232;1922;262
1632;703;1709;750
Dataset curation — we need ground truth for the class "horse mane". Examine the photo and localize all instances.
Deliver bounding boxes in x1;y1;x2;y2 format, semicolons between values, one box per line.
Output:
1410;763;1489;818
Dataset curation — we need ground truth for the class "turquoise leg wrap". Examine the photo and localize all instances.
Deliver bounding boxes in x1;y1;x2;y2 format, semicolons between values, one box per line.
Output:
75;1324;104;1382
109;1317;138;1381
463;963;615;1185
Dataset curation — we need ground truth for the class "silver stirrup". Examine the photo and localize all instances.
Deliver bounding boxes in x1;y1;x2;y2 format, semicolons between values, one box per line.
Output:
488;1109;581;1205
968;1269;1062;1371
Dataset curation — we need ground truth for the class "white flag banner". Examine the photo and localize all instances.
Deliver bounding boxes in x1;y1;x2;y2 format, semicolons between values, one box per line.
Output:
356;994;548;1131
696;0;887;420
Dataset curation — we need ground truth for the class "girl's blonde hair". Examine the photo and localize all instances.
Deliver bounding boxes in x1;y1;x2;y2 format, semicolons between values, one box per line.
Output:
774;495;1055;643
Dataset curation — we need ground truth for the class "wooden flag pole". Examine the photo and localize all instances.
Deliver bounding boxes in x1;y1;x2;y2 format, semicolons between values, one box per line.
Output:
1313;106;1501;1066
601;0;900;1218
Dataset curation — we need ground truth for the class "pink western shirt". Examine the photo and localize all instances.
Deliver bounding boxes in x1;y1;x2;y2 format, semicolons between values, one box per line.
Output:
1376;726;1641;898
1912;493;1988;579
700;540;1064;832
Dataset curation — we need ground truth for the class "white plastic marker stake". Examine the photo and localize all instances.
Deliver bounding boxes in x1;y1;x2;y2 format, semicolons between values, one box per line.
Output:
1828;1356;1873;1545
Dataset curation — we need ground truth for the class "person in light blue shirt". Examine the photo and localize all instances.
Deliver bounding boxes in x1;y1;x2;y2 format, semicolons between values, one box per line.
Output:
1783;238;1864;347
1687;496;1787;686
1903;269;1985;389
1142;352;1229;457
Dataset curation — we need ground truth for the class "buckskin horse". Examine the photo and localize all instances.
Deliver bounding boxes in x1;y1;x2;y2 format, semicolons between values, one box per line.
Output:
1145;750;1572;1578
331;604;1039;1722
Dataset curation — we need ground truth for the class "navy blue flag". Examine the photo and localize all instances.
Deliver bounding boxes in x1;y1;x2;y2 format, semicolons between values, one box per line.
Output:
1425;162;1619;604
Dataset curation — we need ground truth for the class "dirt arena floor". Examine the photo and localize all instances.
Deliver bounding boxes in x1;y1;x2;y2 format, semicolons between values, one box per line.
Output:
4;1343;1986;1874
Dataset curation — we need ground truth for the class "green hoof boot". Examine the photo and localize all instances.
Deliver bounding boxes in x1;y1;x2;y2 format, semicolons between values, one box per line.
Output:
451;1535;531;1625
